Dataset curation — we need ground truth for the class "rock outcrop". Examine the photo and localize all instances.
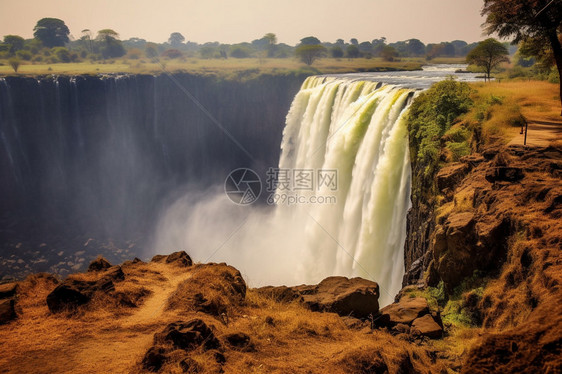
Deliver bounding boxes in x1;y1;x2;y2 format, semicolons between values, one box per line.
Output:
258;276;380;318
46;266;125;313
46;278;115;313
0;298;16;324
0;282;18;324
151;251;193;267
376;296;443;339
87;256;112;272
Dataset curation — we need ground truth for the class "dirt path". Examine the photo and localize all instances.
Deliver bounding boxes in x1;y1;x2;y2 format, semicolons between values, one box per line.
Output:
67;271;192;373
508;119;562;147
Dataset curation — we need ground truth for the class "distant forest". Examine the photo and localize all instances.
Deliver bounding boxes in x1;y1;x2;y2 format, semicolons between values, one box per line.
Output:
0;17;497;65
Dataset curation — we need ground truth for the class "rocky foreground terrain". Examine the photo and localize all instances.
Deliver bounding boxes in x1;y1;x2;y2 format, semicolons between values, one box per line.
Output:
1;252;448;373
0;143;561;373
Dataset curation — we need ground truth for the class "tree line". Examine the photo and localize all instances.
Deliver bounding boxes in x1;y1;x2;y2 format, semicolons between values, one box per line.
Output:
0;17;483;66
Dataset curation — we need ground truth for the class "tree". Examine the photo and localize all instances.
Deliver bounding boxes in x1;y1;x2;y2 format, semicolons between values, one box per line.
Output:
168;32;185;47
482;0;562;113
300;36;321;45
3;35;24;54
466;38;510;81
263;33;277;57
330;45;344;58
263;33;277;45
346;44;360;58
33;18;70;47
381;45;398;61
96;29;126;58
406;38;426;56
8;57;20;73
145;43;159;59
81;29;94;53
350;38;358;46
295;44;326;65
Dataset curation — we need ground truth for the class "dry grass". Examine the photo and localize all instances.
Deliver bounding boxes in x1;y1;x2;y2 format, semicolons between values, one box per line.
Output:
466;81;561;145
0;260;445;374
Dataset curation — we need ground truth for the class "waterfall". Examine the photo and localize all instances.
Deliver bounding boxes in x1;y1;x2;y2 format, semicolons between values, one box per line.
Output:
277;77;413;305
154;76;414;306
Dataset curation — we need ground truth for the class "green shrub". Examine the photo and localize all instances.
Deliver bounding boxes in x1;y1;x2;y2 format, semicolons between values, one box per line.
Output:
16;50;32;61
51;47;71;62
406;78;473;179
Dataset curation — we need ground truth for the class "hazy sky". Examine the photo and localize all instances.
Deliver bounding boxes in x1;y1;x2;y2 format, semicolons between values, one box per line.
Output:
0;0;487;45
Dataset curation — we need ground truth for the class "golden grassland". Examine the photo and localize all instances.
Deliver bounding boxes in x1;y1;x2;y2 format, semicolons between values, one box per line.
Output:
462;80;561;146
0;57;471;77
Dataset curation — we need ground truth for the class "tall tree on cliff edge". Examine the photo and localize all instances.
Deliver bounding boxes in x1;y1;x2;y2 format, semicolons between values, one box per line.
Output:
482;0;562;114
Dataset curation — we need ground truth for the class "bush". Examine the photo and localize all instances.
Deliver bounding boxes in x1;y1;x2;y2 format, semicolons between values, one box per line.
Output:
51;47;71;62
161;49;183;59
230;45;251;58
406;78;473;178
16;50;32;61
126;48;142;59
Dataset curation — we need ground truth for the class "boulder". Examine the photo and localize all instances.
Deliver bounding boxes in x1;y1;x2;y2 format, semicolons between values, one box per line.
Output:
46;278;115;313
102;266;125;282
379;297;429;326
485;166;524;183
411;314;443;339
141;346;167;372
151;254;167;263
301;276;380;318
87;257;112;272
0;282;18;299
151;251;193;267
165;251;193;267
154;319;220;351
224;332;254;351
0;298;16;324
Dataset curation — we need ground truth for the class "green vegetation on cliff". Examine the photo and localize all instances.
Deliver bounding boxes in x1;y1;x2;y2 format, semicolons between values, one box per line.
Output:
406;79;474;199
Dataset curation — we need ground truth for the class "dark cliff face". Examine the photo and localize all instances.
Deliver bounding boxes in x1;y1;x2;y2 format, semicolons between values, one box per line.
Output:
0;73;306;264
402;155;437;287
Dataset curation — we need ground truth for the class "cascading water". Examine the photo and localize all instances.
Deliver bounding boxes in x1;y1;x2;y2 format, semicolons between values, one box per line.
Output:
154;76;415;306
275;77;414;305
